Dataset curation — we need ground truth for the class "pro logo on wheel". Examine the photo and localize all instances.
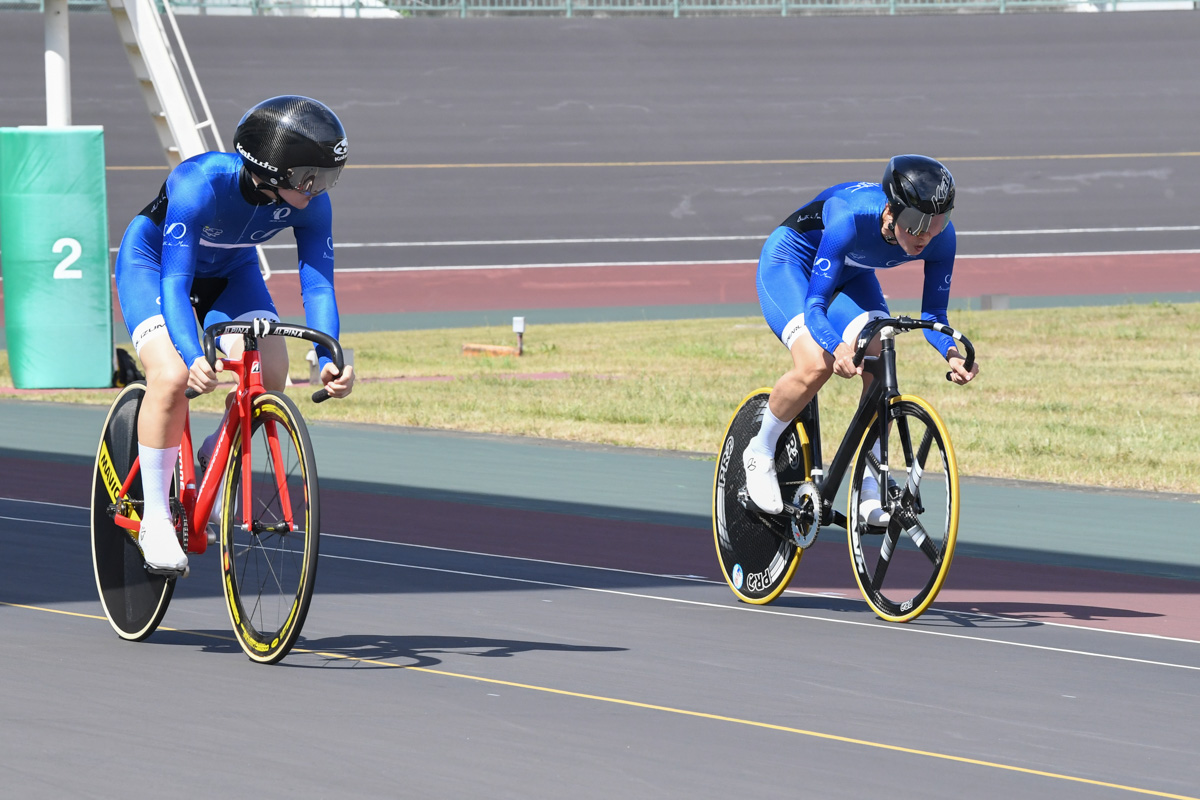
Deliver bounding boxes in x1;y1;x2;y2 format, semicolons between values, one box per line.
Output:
732;563;744;590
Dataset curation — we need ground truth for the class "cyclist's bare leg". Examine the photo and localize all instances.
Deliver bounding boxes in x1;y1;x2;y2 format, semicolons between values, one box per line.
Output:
137;334;190;449
741;331;834;512
133;333;189;570
743;330;884;513
767;331;837;423
770;329;884;417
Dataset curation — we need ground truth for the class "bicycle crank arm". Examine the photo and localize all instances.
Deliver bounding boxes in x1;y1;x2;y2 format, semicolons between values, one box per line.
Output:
107;500;142;517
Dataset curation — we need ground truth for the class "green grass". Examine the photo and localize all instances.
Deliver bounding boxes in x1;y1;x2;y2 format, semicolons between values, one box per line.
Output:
2;303;1198;494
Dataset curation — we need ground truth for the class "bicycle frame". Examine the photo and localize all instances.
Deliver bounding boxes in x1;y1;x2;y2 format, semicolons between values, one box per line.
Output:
110;320;342;550
796;316;973;531
799;330;899;531
110;320;341;555
110;339;270;555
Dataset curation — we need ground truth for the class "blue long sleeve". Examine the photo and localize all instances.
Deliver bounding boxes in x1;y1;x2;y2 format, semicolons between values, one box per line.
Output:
293;195;340;370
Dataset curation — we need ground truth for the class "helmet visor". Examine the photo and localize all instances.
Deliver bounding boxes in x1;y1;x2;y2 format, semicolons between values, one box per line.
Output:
281;164;344;196
896;206;950;237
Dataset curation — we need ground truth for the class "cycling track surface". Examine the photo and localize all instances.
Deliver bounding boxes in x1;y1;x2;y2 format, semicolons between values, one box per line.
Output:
2;11;1200;800
2;400;1199;799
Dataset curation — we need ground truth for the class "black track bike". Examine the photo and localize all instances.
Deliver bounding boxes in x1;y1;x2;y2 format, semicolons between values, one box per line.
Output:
713;316;975;622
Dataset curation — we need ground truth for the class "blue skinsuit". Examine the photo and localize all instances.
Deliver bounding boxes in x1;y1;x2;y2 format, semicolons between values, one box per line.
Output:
114;151;339;369
756;181;956;357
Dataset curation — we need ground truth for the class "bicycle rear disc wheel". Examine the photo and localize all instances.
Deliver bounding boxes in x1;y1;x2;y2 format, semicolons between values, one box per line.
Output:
90;381;175;641
848;395;959;622
713;389;812;604
220;391;319;664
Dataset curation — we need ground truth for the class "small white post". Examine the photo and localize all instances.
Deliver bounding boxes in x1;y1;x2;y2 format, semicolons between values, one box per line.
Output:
512;316;526;356
44;0;72;127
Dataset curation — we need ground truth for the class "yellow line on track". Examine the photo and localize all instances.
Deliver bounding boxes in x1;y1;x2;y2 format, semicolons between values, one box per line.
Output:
105;151;1200;172
3;599;1195;800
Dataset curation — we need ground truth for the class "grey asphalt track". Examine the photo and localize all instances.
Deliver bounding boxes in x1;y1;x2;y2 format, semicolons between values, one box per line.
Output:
2;11;1200;800
2;11;1200;269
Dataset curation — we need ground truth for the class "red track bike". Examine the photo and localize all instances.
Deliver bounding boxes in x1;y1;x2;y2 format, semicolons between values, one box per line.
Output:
91;319;344;664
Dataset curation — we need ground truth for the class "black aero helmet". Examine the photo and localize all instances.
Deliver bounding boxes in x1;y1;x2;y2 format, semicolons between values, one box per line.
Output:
234;95;348;196
882;154;954;236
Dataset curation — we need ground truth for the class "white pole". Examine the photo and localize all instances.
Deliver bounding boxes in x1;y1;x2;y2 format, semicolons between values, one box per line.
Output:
44;0;72;127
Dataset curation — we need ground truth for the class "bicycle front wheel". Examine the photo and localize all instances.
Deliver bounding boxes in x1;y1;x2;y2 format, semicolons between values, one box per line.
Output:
90;381;175;640
713;389;812;604
848;395;959;622
220;391;320;664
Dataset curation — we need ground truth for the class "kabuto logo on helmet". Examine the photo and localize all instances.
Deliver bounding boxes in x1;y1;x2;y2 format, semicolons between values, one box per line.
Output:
332;138;349;162
236;142;279;173
932;171;952;207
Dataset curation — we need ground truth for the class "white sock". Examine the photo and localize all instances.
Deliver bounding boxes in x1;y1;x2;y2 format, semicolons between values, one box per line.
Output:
750;404;791;456
138;443;179;525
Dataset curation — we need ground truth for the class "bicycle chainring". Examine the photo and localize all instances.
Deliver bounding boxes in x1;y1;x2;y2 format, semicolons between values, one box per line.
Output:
788;482;822;549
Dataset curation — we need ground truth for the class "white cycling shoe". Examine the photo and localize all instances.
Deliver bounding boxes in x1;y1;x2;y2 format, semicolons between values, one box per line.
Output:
138;517;188;574
858;476;893;528
742;445;783;515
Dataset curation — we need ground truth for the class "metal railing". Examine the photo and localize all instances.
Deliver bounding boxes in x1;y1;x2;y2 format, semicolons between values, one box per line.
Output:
4;0;1195;16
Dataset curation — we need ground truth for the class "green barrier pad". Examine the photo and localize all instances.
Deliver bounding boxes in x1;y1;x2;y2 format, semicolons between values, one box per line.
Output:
1;126;112;388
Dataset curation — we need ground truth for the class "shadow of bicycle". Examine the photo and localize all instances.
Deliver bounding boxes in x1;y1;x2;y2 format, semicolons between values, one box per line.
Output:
283;634;628;670
763;594;1163;631
928;601;1164;625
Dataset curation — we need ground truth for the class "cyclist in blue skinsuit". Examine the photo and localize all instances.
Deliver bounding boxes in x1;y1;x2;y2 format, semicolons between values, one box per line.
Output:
742;155;979;522
115;96;355;573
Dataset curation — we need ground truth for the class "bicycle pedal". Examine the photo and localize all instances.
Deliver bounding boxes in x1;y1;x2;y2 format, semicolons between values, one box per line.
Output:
144;563;188;579
856;515;891;536
737;487;782;516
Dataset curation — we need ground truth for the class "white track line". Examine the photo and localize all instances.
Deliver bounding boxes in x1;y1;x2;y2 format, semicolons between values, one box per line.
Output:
0;515;85;528
4;499;1198;652
321;533;1200;651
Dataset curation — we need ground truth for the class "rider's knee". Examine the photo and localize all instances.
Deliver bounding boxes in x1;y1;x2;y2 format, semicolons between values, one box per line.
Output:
149;363;189;395
141;345;189;392
789;338;834;383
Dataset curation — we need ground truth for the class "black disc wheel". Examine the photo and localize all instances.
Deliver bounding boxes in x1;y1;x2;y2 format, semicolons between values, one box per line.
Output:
713;389;813;604
220;391;320;664
848;395;960;622
90;381;175;641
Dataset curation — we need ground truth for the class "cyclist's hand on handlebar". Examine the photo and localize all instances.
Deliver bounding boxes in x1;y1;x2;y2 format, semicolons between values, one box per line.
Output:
187;355;223;395
319;362;355;399
946;348;979;385
831;343;862;379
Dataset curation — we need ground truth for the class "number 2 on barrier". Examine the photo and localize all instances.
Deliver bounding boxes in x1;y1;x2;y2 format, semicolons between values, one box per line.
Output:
52;237;83;279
